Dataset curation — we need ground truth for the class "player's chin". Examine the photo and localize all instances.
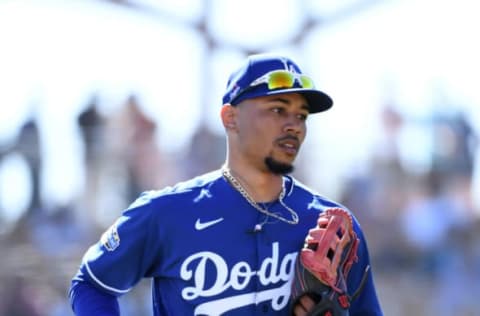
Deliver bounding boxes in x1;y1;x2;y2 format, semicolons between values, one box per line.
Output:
265;156;295;175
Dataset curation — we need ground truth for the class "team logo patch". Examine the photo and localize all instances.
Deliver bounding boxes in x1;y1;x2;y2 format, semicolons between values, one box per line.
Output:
101;223;120;251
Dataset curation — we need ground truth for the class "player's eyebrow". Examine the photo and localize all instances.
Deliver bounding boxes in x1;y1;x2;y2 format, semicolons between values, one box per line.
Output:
265;97;310;112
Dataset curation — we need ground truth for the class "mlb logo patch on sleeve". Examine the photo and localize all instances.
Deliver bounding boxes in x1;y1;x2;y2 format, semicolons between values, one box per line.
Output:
101;223;120;251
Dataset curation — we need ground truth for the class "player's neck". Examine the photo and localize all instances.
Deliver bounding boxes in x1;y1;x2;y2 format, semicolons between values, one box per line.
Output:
223;161;283;203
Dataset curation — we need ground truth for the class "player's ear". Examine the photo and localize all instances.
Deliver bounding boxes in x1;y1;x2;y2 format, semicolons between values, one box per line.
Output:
221;104;237;131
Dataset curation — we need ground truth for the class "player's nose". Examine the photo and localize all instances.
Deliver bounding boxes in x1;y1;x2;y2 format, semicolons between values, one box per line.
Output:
283;115;304;135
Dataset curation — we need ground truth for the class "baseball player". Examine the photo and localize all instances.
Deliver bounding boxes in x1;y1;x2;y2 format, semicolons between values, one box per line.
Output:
69;54;383;315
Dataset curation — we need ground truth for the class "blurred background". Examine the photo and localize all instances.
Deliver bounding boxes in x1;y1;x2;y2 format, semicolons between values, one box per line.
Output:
1;0;480;315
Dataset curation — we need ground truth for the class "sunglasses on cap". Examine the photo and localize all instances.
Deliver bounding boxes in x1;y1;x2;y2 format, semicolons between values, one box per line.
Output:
231;70;315;104
250;70;315;90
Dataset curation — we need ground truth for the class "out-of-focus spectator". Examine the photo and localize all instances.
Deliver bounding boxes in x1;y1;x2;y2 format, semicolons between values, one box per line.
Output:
399;171;459;274
13;117;42;215
77;96;106;229
96;94;177;224
0;116;43;241
78;96;105;166
182;122;225;178
432;112;477;177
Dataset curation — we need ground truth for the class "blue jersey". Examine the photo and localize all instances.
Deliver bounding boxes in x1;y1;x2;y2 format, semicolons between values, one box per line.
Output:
71;170;382;315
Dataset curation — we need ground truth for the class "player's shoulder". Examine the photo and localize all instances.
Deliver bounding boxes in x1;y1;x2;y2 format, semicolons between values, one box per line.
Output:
288;176;357;217
126;169;223;210
289;178;366;237
289;176;340;207
160;169;224;198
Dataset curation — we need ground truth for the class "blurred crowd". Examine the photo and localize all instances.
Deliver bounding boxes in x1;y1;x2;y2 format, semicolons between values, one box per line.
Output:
336;104;480;315
0;93;479;315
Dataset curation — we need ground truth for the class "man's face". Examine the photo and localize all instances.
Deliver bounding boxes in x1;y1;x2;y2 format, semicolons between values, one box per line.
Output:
232;92;309;174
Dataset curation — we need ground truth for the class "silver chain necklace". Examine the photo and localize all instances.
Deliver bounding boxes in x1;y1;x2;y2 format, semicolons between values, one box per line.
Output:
222;167;299;225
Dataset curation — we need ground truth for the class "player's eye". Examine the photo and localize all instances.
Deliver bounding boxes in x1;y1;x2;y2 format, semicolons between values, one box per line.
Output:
271;107;285;114
297;113;308;121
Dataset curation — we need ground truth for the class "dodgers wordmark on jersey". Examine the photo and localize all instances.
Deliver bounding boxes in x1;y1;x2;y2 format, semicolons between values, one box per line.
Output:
72;170;381;315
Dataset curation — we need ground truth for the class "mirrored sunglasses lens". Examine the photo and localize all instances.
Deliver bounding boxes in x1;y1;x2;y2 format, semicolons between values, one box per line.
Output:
268;71;294;89
299;75;315;88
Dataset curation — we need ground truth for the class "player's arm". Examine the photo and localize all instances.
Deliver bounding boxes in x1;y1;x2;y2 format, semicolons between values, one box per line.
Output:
69;278;120;316
69;191;162;314
348;218;383;316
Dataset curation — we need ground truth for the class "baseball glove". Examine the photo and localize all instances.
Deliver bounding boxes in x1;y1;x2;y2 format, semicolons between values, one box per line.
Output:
290;208;360;316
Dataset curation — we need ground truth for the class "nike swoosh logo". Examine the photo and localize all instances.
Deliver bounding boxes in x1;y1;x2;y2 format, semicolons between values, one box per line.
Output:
195;217;224;230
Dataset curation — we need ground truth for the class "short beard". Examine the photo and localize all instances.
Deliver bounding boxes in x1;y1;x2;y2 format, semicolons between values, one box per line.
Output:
265;157;294;175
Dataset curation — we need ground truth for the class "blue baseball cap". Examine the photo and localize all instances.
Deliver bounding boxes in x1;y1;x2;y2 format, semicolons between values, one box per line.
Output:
222;54;333;113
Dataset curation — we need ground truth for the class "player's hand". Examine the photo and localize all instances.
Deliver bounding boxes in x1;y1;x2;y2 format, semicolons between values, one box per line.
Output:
290;208;360;316
292;295;316;316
